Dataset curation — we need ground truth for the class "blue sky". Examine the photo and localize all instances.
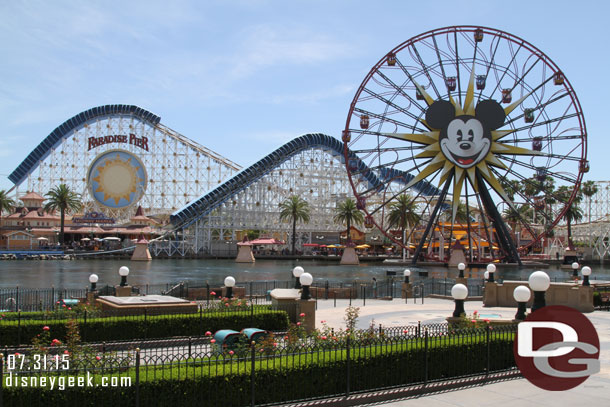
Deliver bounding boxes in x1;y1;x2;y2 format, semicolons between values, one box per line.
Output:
1;0;607;192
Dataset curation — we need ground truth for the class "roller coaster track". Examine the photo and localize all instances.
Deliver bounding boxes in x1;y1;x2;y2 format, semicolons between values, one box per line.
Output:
171;133;440;231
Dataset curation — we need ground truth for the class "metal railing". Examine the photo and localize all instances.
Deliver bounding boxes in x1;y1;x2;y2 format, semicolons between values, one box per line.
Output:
0;322;518;407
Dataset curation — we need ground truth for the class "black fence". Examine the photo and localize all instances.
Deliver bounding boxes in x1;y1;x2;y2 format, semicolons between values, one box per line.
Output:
1;278;486;312
0;323;518;407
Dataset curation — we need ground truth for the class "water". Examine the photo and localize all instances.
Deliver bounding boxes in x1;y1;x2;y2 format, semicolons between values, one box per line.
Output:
0;258;609;289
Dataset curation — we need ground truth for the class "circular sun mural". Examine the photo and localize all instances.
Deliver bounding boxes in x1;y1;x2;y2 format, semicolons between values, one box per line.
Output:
87;150;147;209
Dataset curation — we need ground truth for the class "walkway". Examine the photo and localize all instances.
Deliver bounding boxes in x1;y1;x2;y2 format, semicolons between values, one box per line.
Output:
314;298;610;406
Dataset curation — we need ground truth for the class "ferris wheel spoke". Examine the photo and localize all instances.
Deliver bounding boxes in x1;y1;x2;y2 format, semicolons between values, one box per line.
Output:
408;43;442;99
431;35;450;92
352;108;427;133
507;134;583;144
345;26;587;260
374;70;427;115
351;145;426;155
496;156;578;184
453;30;464;106
487;41;524;98
502;110;578;139
360;88;430;127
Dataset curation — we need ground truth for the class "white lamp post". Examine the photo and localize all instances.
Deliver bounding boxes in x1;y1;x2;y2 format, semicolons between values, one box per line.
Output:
458;262;466;278
89;274;98;292
224;276;236;298
486;263;496;283
572;262;579;279
118;266;130;287
528;271;550;312
484;270;489;282
451;283;468;317
582;266;592;286
292;266;304;289
404;269;411;284
513;285;531;320
300;272;313;300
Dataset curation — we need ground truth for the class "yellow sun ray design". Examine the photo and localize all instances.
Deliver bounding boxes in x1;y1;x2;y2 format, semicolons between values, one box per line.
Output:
397;68;540;223
92;154;142;206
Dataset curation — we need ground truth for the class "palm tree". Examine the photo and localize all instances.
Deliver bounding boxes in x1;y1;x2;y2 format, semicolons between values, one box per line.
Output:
0;190;15;245
564;203;584;250
581;180;598;247
502;204;533;240
334;198;364;245
43;184;82;246
279;196;310;255
387;194;420;258
555;185;583;250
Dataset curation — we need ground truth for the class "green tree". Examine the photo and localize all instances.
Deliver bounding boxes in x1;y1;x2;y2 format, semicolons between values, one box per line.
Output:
43;184;82;246
387;194;420;244
581;180;598;227
499;178;522;202
0;190;15;228
279;196;310;255
502;204;533;237
334;198;364;245
556;185;583;250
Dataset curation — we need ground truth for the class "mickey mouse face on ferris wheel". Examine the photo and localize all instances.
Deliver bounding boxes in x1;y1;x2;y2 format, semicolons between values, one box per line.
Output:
426;99;506;169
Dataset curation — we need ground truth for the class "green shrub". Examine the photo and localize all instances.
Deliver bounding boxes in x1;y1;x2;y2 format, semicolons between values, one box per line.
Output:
1;335;515;407
0;310;289;346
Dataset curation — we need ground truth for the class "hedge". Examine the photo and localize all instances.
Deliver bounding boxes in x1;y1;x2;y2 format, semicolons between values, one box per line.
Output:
0;309;289;346
2;332;516;406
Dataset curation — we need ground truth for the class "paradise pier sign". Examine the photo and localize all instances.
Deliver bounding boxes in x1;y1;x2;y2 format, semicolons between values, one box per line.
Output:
88;133;149;151
8;104;241;224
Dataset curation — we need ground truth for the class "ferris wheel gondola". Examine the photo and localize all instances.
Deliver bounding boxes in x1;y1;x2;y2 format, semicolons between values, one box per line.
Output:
343;26;587;264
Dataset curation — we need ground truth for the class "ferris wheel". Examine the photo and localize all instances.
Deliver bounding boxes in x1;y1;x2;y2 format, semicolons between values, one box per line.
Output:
343;26;588;263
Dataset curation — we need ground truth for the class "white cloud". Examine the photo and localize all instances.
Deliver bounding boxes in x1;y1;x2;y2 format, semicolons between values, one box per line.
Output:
228;24;354;80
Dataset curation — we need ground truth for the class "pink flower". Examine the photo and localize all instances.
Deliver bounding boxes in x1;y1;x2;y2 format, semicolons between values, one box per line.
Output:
51;339;61;346
63;350;70;355
483;319;490;323
229;350;234;355
332;337;337;341
205;331;212;336
471;320;477;323
320;320;326;323
473;310;478;315
273;342;278;347
259;348;264;352
95;356;101;361
210;339;216;343
62;304;66;308
284;335;289;340
225;303;229;307
56;301;60;304
42;326;50;331
403;330;408;334
68;307;71;310
299;312;306;317
210;291;216;296
14;352;20;356
321;336;327;340
297;322;301;326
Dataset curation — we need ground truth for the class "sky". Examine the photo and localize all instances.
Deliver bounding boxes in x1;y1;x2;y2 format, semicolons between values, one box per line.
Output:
1;0;608;192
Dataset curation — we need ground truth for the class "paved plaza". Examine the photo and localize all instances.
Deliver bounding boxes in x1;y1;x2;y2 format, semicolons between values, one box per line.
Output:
314;298;610;406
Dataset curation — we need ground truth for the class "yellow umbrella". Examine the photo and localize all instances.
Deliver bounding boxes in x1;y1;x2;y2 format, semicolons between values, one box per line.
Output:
355;244;371;249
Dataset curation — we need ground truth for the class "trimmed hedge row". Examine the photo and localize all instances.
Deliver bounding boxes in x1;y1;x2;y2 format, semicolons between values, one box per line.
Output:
0;310;289;346
2;335;515;406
